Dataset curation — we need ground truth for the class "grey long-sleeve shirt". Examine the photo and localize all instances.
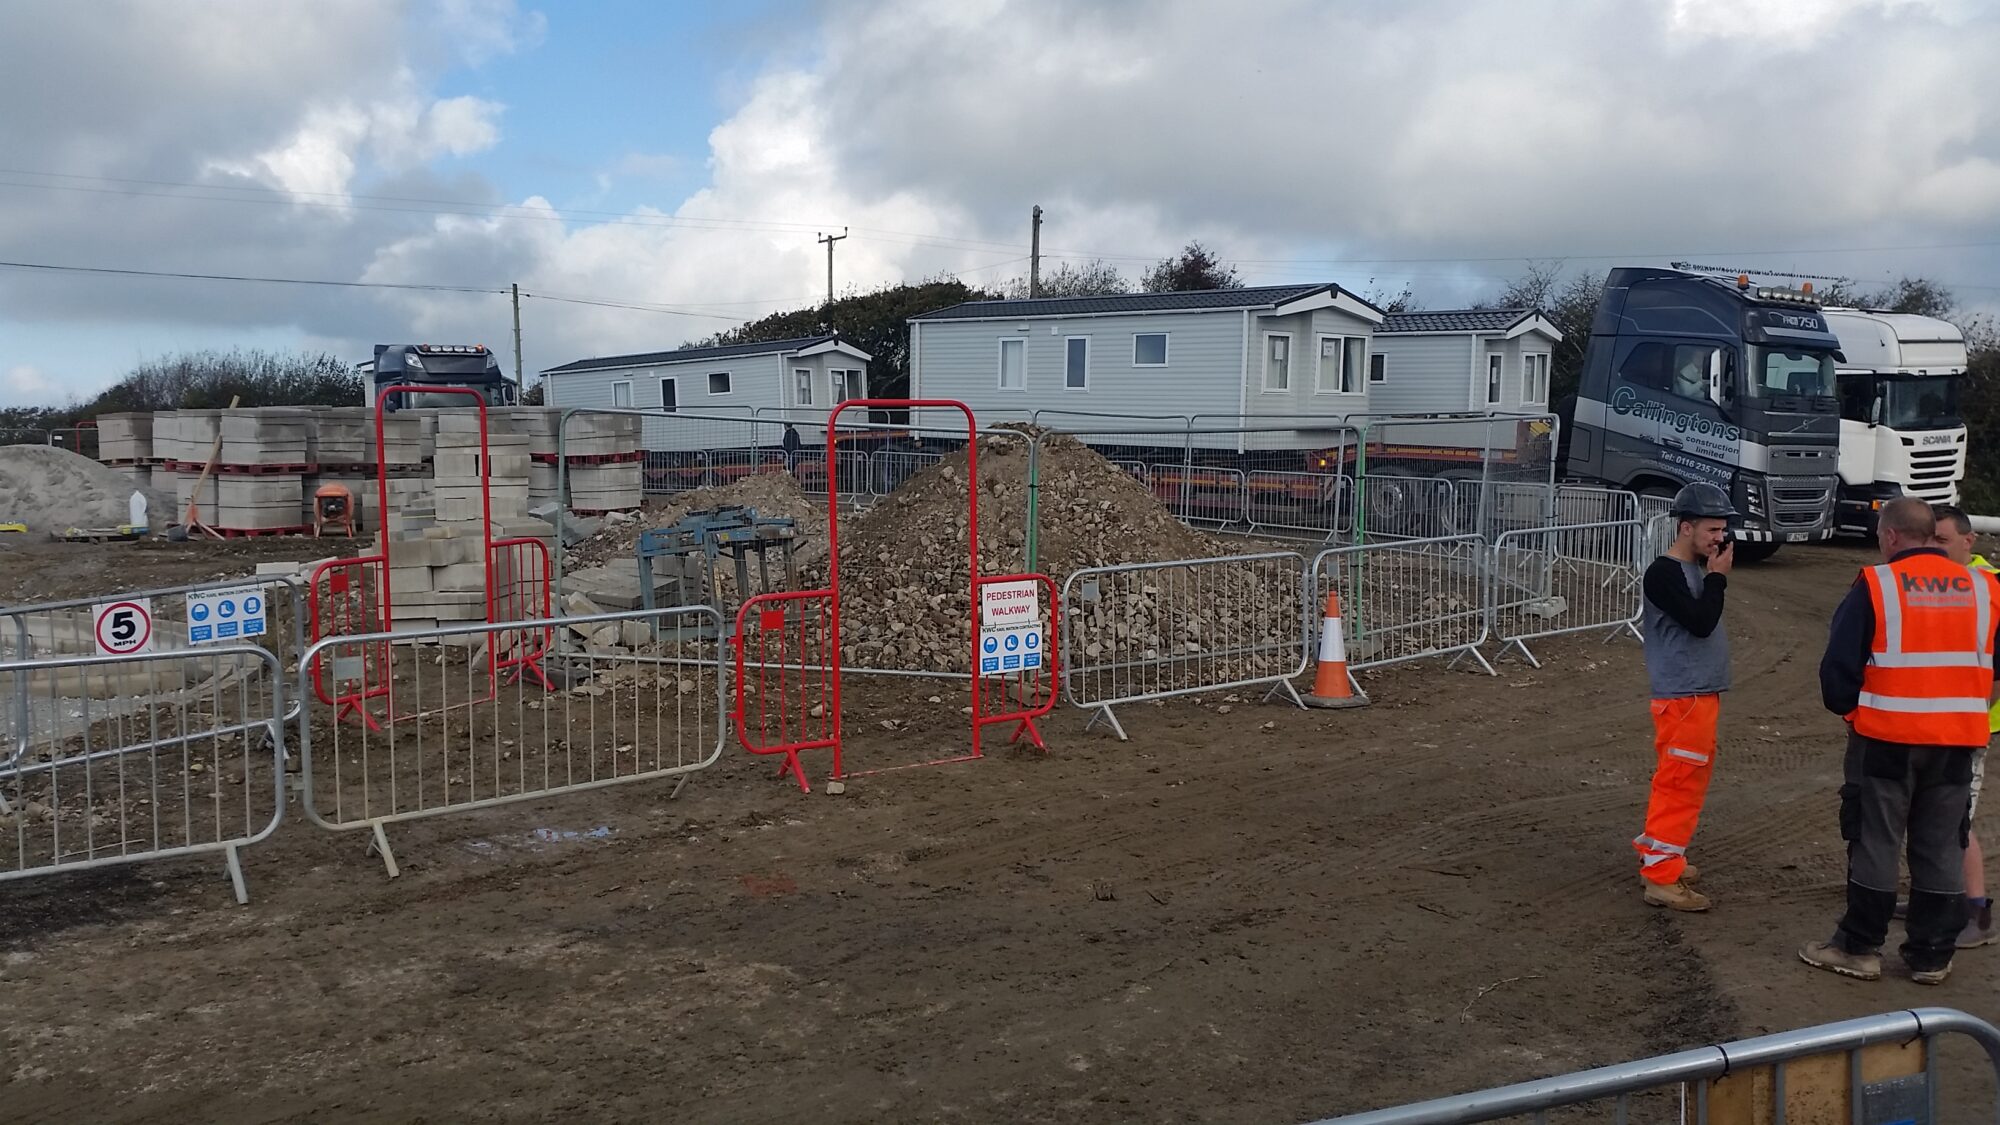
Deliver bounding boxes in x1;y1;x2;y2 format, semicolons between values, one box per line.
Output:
1641;555;1730;699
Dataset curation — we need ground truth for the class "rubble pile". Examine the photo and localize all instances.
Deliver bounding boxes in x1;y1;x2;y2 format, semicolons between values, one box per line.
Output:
561;471;829;620
572;471;826;570
825;429;1294;674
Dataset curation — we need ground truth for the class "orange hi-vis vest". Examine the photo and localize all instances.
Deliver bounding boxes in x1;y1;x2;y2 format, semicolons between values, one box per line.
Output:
1850;553;1999;747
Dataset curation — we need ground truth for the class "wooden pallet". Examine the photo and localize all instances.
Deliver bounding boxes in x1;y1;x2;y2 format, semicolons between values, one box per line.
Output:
57;526;144;543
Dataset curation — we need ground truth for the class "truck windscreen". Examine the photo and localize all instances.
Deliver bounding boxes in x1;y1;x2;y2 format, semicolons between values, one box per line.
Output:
1747;347;1836;399
1882;375;1961;430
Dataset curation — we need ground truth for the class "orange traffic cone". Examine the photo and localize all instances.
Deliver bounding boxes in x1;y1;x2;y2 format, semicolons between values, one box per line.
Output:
1304;589;1369;709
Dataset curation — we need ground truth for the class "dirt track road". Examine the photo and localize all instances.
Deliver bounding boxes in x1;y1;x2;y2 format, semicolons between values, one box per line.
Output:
3;539;1998;1122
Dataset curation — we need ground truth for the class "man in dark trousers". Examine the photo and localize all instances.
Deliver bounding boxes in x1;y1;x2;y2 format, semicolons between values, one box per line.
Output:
1803;497;2000;984
1633;481;1736;912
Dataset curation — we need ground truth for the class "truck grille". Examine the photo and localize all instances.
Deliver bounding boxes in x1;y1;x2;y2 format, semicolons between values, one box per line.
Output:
1769;445;1837;471
1904;446;1964;499
1770;476;1835;529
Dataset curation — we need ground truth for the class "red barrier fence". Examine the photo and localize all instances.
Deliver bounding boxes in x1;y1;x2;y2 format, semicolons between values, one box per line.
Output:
732;589;840;792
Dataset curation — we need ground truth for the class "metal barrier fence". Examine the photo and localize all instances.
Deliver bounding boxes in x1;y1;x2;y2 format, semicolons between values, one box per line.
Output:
1310;1006;2000;1124
1487;520;1645;668
1312;535;1495;677
1061;552;1308;740
1357;473;1461;541
0;645;286;903
296;606;727;875
5;575;307;768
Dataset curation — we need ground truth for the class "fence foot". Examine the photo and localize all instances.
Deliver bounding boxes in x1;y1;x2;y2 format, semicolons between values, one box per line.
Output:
1008;717;1048;751
1495;639;1540;669
1603;620;1642;646
0;789;11;817
1083;705;1129;742
366;820;401;878
777;752;812;793
1450;645;1502;676
224;843;249;905
668;774;690;801
1262;678;1307;711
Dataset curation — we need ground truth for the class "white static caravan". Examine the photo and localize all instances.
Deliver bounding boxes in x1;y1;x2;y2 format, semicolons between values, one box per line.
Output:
1368;309;1562;416
907;284;1384;452
1362;308;1564;465
539;334;873;452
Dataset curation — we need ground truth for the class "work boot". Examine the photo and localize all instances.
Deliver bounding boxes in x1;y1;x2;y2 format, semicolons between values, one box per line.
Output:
1644;880;1710;912
1911;961;1954;986
1799;941;1882;981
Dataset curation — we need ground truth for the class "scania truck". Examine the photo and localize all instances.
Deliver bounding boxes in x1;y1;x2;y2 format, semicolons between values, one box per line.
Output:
1821;307;1969;534
1560;266;1843;561
360;343;518;411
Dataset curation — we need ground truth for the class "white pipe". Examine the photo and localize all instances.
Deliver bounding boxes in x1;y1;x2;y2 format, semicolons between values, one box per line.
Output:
1972;515;2000;536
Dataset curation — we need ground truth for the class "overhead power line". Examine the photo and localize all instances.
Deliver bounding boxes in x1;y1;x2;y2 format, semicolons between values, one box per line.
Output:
0;259;807;321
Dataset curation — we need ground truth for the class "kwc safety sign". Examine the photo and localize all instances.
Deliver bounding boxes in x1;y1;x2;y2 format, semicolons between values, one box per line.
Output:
185;586;268;645
92;598;154;656
978;579;1043;677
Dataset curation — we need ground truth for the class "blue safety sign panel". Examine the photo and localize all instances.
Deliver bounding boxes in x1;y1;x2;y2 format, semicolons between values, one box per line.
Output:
977;578;1044;678
185;585;268;646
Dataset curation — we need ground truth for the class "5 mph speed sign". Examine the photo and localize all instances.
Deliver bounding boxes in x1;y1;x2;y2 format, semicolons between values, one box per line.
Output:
92;598;154;656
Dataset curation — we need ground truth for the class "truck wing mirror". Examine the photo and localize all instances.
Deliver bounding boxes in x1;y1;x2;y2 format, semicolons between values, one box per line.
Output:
1871;397;1883;425
1707;350;1733;406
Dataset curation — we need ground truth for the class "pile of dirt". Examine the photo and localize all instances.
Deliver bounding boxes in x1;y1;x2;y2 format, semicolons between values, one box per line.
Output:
0;445;175;534
824;429;1295;674
571;472;828;572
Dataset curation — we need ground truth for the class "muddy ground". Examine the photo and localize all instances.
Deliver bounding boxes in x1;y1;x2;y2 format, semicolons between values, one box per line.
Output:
3;536;2000;1122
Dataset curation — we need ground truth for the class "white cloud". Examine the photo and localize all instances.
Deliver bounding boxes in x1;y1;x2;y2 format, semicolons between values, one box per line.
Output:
10;0;2000;406
5;365;53;398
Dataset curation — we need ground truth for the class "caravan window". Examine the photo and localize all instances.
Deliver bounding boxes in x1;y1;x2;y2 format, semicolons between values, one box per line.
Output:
1522;354;1550;402
1485;354;1503;406
1133;333;1168;366
612;380;633;408
1264;334;1291;392
998;338;1026;389
1065;337;1089;389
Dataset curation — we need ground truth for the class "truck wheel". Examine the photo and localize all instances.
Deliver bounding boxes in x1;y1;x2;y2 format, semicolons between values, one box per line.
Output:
1733;541;1782;564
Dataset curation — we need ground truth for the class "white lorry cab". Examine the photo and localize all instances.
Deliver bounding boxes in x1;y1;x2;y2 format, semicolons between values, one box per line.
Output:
1822;308;1969;534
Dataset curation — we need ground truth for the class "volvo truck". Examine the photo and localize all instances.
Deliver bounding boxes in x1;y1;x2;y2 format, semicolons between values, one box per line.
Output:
1822;308;1969;534
1560;266;1843;561
361;344;518;411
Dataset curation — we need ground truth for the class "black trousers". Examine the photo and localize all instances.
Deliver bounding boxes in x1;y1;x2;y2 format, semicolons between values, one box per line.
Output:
1832;731;1974;972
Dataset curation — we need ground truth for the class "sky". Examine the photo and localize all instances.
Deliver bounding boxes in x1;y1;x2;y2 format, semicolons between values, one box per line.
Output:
4;0;2000;406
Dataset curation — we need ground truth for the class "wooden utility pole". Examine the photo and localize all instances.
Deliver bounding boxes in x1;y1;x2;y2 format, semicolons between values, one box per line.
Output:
1030;205;1043;298
817;228;848;305
511;283;525;401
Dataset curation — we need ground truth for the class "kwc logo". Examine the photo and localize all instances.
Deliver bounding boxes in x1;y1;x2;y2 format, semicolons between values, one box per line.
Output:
1900;574;1973;593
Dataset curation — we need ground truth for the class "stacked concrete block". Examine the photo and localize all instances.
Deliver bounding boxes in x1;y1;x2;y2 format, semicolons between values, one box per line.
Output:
378;414;427;465
561;411;642;457
156;410;221;465
382;531;489;632
216;475;305;530
306;408;372;466
117;464;155;496
171;467;220;519
219;409;310;465
567;462;644;512
96;413;154;462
